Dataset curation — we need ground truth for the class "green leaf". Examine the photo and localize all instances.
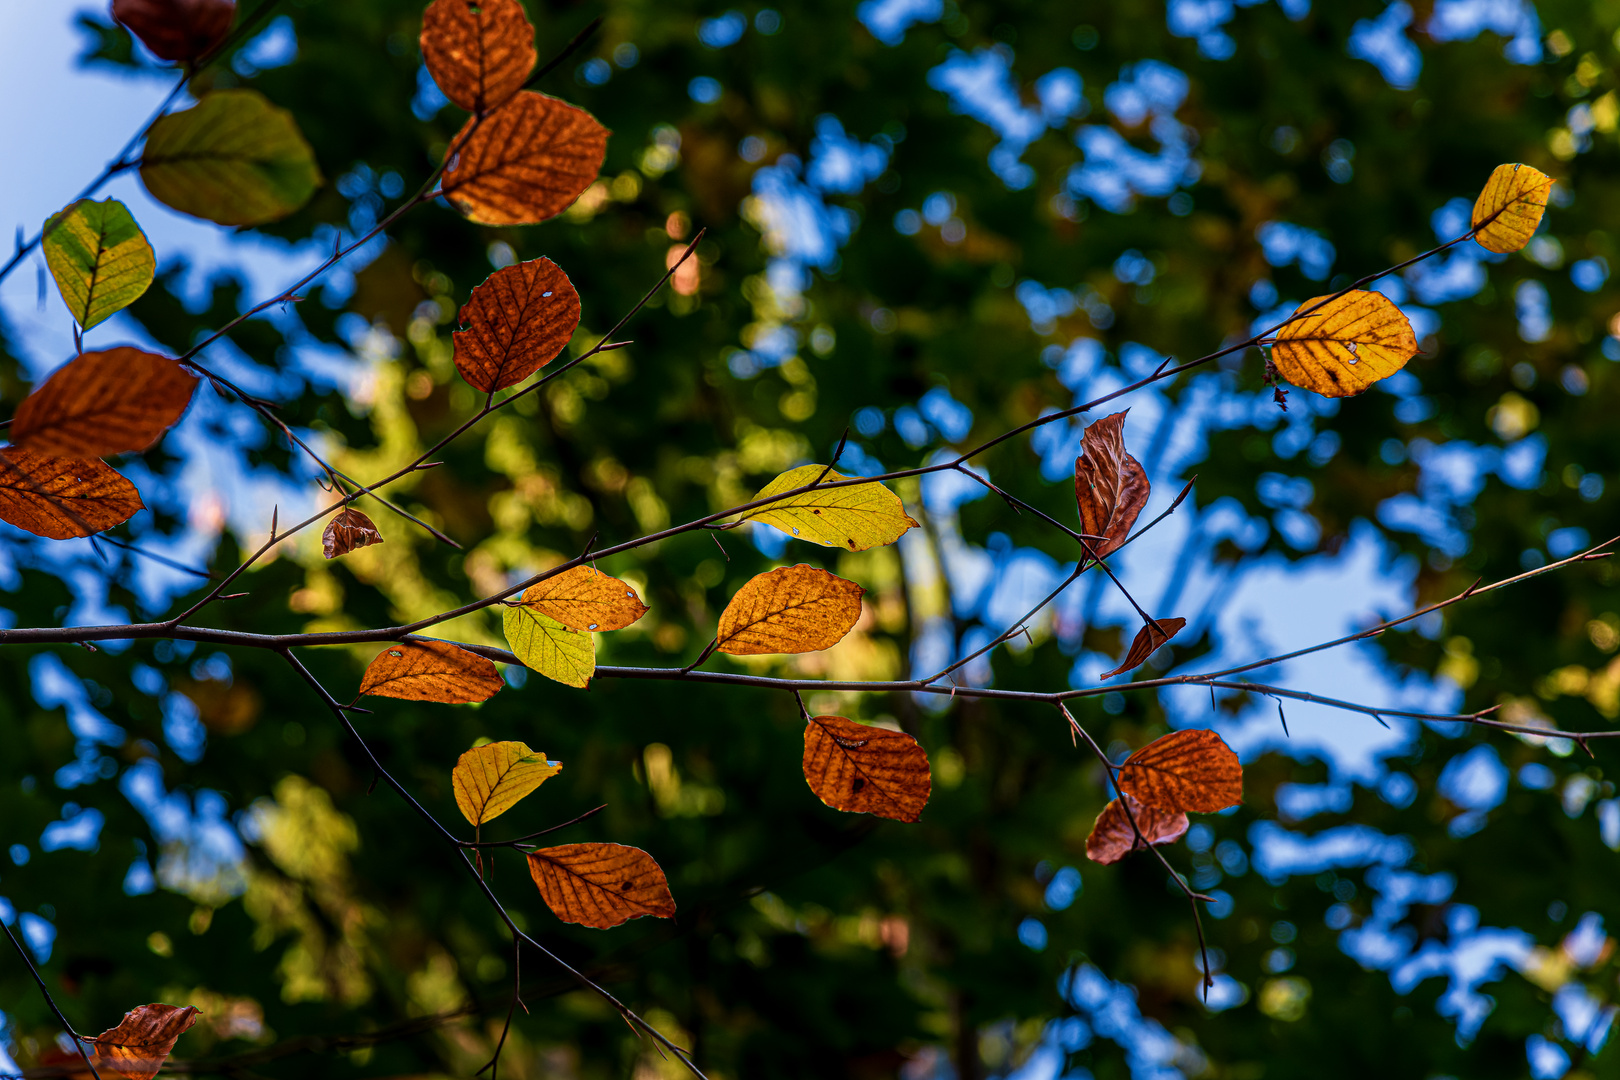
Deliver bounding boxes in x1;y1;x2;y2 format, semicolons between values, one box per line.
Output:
139;89;322;226
503;603;595;688
42;198;154;331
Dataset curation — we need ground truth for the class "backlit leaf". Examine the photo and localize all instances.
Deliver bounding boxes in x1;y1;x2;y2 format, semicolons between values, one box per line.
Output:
453;258;581;393
802;715;931;822
518;566;648;633
420;0;535;114
1085;794;1189;865
1099;617;1187;679
739;465;919;551
1270;290;1417;398
322;507;383;559
503;603;595;687
43;199;155;331
86;1002;199;1080
441;91;607;226
112;0;234;62
10;348;196;459
1073;411;1148;558
0;447;144;539
1116;729;1243;813
140;89;322;226
359;640;503;703
716;564;864;656
1472;163;1555;254
453;740;561;826
526;842;676;928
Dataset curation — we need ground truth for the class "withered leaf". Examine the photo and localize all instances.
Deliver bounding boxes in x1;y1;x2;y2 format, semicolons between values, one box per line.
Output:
453;740;561;826
1085;794;1189;865
420;0;535;114
1074;411;1148;559
518;565;648;633
87;1002;200;1080
0;447;144;540
1099;617;1187;680
802;715;931;823
1472;163;1555;255
453;258;581;393
716;564;864;656
1270;290;1418;398
739;464;919;551
10;347;196;459
441;91;608;226
526;843;677;929
358;640;503;703
112;0;234;62
503;604;594;688
322;507;383;559
1116;729;1243;814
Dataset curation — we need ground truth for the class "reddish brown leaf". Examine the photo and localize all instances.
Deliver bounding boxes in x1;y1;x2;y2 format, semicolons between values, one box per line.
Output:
10;347;197;459
802;715;931;822
1099;617;1187;679
1073;411;1149;558
358;640;503;703
453;258;581;393
0;447;144;539
322;507;383;559
112;0;235;62
87;1003;200;1080
441;91;608;226
526;843;677;929
1116;729;1243;813
1085;794;1189;865
420;0;535;114
716;565;865;656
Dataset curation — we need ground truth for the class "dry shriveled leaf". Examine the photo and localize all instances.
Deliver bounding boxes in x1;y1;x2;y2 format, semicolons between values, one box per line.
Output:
87;1002;200;1080
1270;290;1417;398
322;507;383;559
1074;411;1149;558
11;348;196;459
1100;617;1187;679
43;199;155;331
441;91;608;225
1116;729;1243;813
739;465;919;551
453;740;562;826
503;603;595;687
420;0;535;114
112;0;234;61
519;566;648;633
359;640;503;703
716;564;864;656
526;843;676;929
802;715;931;822
0;447;144;540
453;258;581;393
1472;163;1555;254
1085;794;1189;865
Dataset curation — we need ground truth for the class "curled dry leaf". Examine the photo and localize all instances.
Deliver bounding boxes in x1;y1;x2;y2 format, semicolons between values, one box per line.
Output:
322;507;384;559
1099;617;1187;680
452;740;562;826
1269;290;1417;398
1085;794;1189;865
112;0;235;61
453;257;581;393
526;842;677;929
518;566;648;633
358;639;503;703
43;198;155;331
441;91;608;226
802;715;931;823
0;447;144;540
739;464;919;551
420;0;535;114
10;347;196;459
87;1002;200;1080
716;564;864;656
1074;411;1149;558
503;603;595;687
1472;163;1555;255
1116;729;1243;814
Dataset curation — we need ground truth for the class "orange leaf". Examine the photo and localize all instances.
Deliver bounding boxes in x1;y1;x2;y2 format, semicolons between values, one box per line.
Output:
1270;290;1417;398
0;447;144;539
87;1003;200;1080
802;715;931;822
1116;729;1243;813
322;507;383;559
10;347;197;459
526;843;677;929
519;565;648;632
441;91;608;226
1472;163;1555;255
453;740;561;825
1073;411;1148;558
1099;617;1187;679
716;564;864;656
1085;794;1189;865
358;640;503;703
112;0;234;62
420;0;535;114
453;258;581;393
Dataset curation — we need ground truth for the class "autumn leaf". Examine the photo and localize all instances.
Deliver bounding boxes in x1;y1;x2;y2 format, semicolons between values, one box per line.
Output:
518;566;648;633
802;715;931;822
0;447;144;539
526;843;676;929
43;199;155;331
1085;794;1189;865
504;603;595;687
358;640;503;703
1115;729;1243;813
716;564;864;656
453;258;581;393
86;1003;200;1080
1099;617;1187;679
420;0;535;114
452;740;562;826
322;507;383;559
1073;411;1149;558
140;89;322;226
440;91;608;226
1472;163;1555;255
10;348;196;460
738;465;919;551
1269;290;1417;398
112;0;234;62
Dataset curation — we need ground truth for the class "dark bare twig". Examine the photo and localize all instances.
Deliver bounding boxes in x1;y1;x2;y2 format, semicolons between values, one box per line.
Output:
2;918;104;1080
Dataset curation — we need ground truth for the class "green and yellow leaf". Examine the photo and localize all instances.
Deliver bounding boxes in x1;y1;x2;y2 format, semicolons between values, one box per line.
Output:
503;603;595;687
42;198;155;331
738;465;918;551
452;740;561;826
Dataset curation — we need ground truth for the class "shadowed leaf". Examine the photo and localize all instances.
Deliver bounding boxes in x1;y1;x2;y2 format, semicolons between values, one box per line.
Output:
359;640;503;703
1085;794;1189;865
1116;729;1243;813
0;447;144;539
1074;411;1149;558
739;465;919;551
441;91;607;226
420;0;535;114
43;198;155;331
453;740;561;826
1472;163;1555;254
87;1003;200;1080
802;715;931;822
526;843;676;928
1100;617;1187;679
11;348;196;459
519;566;647;633
322;507;383;559
1270;290;1417;398
716;564;864;656
503;603;594;687
111;0;234;61
453;257;581;393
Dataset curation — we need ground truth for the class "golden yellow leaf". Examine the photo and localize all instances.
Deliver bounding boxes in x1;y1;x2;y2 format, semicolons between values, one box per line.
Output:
1270;290;1417;398
716;564;864;656
738;465;918;551
358;640;503;703
802;715;931;822
519;566;648;633
503;603;595;687
526;843;676;928
1472;163;1555;254
452;740;561;826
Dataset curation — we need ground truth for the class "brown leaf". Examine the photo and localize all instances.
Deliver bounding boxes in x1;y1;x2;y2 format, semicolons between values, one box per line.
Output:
87;1003;200;1080
0;447;144;539
716;564;865;656
1116;729;1243;813
441;91;608;226
1099;617;1187;679
420;0;535;114
1073;411;1148;558
1270;290;1418;398
112;0;234;62
453;258;581;393
10;347;197;459
526;843;677;929
519;565;648;633
1085;794;1189;865
358;640;503;703
802;715;931;822
322;507;383;559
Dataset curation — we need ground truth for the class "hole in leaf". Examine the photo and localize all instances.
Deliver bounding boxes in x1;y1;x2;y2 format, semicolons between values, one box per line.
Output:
389;649;403;657
588;623;599;630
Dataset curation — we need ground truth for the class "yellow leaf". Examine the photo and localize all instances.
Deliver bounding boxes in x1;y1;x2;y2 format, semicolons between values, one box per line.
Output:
452;740;561;826
1270;290;1417;398
503;603;594;687
519;566;648;632
716;564;864;656
1472;163;1555;254
738;465;919;551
